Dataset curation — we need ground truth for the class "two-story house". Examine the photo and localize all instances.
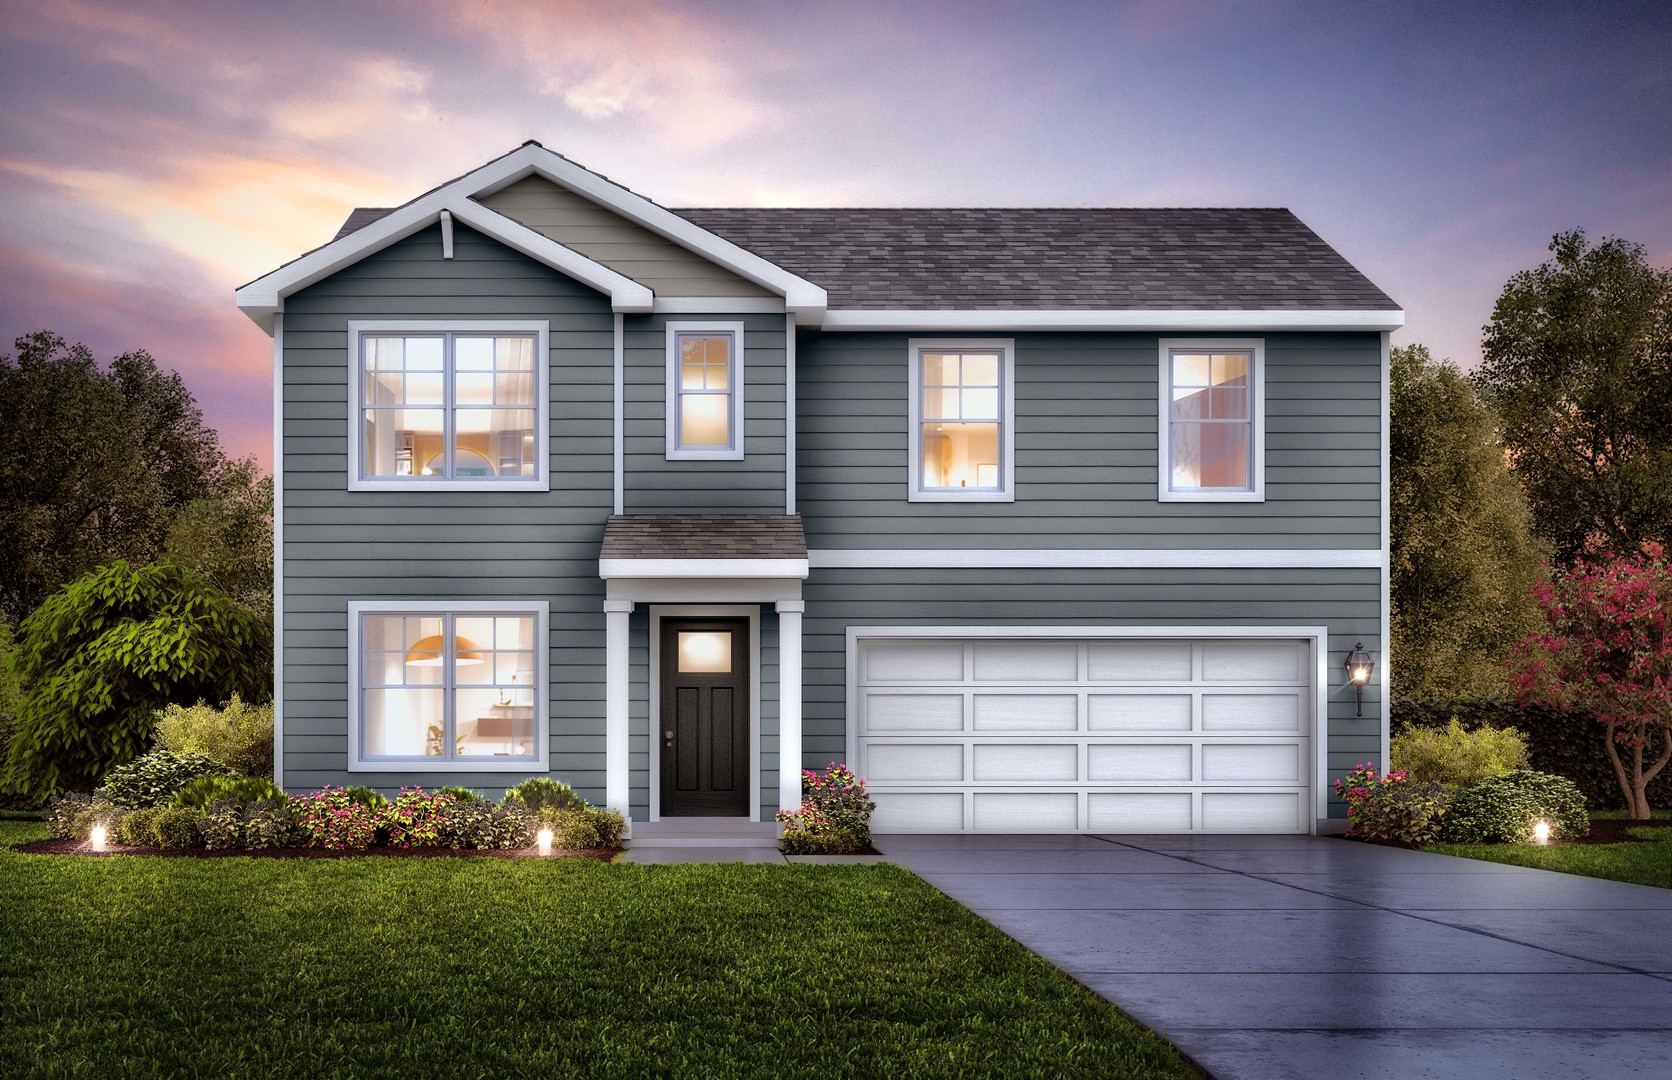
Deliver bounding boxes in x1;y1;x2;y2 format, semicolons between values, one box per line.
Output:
237;142;1400;836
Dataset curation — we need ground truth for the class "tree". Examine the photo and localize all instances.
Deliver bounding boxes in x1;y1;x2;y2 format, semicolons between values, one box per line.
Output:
1509;550;1672;819
165;456;274;614
0;561;272;801
1391;344;1546;697
1473;230;1672;561
0;332;228;622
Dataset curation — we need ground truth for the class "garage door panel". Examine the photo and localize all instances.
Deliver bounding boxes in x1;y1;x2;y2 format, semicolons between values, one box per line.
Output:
874;792;963;832
1088;693;1192;732
973;694;1077;731
1202;743;1303;783
1201;791;1304;832
1088;640;1192;681
1201;640;1304;682
1087;743;1193;782
864;693;963;732
1088;792;1193;831
1201;693;1303;733
973;792;1078;831
972;743;1078;782
865;640;963;682
866;743;964;782
972;641;1079;682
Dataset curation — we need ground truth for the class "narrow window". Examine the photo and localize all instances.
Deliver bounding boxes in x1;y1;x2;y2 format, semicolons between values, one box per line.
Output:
353;605;547;770
352;323;546;489
909;339;1015;501
666;322;744;460
1159;339;1264;501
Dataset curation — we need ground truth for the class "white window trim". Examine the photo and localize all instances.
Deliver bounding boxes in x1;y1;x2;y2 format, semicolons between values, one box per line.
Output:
907;338;1016;503
665;321;746;461
1158;337;1265;503
346;599;550;773
347;320;550;492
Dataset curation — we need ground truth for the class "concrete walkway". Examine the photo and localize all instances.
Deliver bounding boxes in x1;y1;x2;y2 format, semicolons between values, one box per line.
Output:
879;833;1672;1080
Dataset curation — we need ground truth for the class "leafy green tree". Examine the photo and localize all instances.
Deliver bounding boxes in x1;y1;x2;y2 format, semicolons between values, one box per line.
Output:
1391;344;1546;697
1473;230;1672;561
0;332;228;622
0;561;272;801
165;456;274;614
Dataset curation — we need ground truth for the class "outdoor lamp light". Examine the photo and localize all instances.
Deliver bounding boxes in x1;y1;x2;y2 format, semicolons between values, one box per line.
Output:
536;827;553;857
89;823;108;851
1346;643;1374;718
1533;820;1551;845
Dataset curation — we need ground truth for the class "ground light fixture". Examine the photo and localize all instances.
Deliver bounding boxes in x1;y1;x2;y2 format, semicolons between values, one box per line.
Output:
1533;820;1551;845
1345;643;1374;717
536;827;553;856
89;824;108;851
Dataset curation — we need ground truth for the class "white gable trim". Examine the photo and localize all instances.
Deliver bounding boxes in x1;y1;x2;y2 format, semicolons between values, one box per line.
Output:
820;309;1406;332
236;143;828;333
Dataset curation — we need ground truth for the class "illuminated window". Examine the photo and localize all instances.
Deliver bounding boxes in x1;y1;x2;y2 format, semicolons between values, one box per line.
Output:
350;322;547;490
666;322;744;459
1159;339;1264;501
350;602;548;771
909;339;1015;502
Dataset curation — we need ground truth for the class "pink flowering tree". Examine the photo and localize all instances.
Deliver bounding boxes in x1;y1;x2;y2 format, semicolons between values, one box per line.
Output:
1509;548;1672;819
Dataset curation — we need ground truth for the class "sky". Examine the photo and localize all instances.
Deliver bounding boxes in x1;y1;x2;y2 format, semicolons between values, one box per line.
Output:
1;0;1668;470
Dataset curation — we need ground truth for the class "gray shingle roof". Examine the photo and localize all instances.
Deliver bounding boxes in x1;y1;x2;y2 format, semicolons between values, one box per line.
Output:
331;204;1397;310
334;208;399;240
601;515;807;560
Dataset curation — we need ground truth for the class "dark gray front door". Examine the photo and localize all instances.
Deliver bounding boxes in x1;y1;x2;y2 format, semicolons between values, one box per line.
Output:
660;617;750;817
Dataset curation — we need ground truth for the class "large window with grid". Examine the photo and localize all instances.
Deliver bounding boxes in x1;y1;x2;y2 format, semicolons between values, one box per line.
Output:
665;321;745;460
349;602;549;771
349;322;548;490
1159;338;1265;502
908;338;1015;501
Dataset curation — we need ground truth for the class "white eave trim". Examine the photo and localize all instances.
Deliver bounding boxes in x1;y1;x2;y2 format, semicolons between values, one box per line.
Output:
819;309;1406;332
808;548;1381;569
599;558;810;579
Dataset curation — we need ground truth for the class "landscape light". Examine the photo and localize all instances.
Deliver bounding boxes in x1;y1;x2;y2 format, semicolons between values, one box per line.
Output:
536;827;553;857
89;824;108;851
1345;643;1374;718
1533;820;1551;845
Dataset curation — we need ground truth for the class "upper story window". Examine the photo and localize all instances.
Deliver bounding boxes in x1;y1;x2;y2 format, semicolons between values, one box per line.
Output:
348;600;549;772
348;321;549;492
666;321;745;460
1159;338;1264;502
908;338;1015;502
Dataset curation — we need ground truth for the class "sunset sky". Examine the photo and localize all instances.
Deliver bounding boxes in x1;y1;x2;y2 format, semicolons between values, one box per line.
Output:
2;0;1668;469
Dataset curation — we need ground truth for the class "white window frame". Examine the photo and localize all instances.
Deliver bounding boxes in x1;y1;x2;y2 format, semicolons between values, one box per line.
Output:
907;338;1016;503
347;320;550;492
1158;337;1265;503
665;321;746;461
346;599;550;773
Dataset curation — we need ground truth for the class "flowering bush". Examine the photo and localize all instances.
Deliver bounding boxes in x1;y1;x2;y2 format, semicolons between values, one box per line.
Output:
383;787;456;848
776;762;876;855
289;785;381;849
1334;761;1452;845
1333;761;1406;820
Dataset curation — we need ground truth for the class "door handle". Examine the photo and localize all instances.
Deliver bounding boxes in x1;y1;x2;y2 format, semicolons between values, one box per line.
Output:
663;730;674;741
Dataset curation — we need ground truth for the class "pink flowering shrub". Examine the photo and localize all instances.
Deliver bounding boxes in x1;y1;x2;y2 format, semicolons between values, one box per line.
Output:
1333;762;1450;845
775;762;876;855
383;787;457;848
289;786;381;849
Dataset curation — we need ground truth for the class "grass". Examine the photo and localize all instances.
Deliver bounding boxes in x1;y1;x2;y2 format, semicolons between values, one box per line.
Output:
0;820;1197;1079
1425;809;1672;889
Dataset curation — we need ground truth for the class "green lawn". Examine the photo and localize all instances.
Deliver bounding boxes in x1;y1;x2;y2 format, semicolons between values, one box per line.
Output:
1425;816;1672;889
0;820;1197;1079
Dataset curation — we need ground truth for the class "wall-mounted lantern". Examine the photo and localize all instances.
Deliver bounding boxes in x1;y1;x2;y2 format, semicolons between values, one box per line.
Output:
1345;643;1374;717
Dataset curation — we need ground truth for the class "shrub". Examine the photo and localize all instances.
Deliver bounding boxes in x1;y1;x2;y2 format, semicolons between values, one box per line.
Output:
152;696;274;778
340;786;389;810
151;806;201;848
1392;718;1528;789
436;786;481;804
775;763;876;854
781;829;872;856
1440;769;1589;843
102;749;230;809
0;560;271;800
1350;781;1452;845
116;806;165;846
500;777;585;815
170;774;286;812
289;786;380;849
384;787;456;849
198;798;292;850
441;799;535;850
44;791;101;839
535;806;625;849
69;799;124;843
198;801;245;850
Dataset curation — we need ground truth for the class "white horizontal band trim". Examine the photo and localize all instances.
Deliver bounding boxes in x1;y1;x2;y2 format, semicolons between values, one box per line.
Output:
809;548;1381;569
599;558;810;579
820;309;1406;332
653;297;787;313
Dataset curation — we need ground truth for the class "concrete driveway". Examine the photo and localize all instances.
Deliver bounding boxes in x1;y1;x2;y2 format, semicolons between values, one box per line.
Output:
879;833;1672;1080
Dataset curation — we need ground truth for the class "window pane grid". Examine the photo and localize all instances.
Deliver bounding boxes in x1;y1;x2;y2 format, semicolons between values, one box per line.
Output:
919;350;1004;492
1169;349;1254;492
676;332;734;450
360;333;538;481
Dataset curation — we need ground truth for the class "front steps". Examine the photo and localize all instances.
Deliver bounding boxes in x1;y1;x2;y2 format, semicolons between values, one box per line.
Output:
623;818;780;849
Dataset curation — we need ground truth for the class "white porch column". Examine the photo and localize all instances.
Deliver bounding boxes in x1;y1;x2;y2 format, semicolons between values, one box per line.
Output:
776;600;806;815
604;598;634;825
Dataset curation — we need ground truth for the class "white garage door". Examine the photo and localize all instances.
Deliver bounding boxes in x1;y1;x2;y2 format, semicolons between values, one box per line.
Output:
852;632;1316;833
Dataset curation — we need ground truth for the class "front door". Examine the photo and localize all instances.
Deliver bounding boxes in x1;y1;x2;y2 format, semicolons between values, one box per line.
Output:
660;617;750;817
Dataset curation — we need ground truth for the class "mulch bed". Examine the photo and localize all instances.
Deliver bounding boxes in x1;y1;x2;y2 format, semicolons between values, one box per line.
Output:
13;838;619;861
